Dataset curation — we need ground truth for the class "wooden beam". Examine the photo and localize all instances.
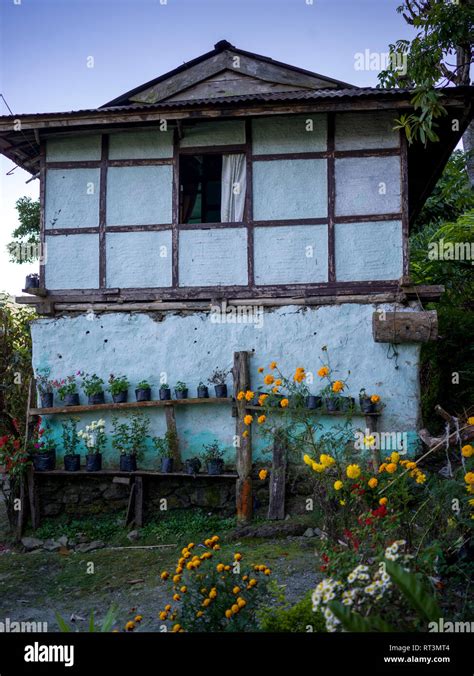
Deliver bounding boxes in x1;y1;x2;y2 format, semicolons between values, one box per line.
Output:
134;477;144;527
165;405;181;469
30;396;231;416
372;310;438;343
233;351;252;523
267;430;287;520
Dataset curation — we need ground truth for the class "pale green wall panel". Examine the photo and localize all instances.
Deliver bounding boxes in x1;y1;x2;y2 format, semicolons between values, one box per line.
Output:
179;228;248;286
253;159;327;220
180;120;245;147
108;129;173;159
45;234;99;289
106;165;173;225
46;135;101;161
252;114;327;154
335;220;403;281
335;112;399;150
335;156;401;216
45;169;100;229
106;231;172;288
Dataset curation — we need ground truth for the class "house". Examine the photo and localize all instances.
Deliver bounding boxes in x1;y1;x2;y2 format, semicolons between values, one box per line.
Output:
0;40;472;519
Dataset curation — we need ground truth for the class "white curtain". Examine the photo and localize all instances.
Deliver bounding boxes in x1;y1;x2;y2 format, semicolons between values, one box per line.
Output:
221;153;246;223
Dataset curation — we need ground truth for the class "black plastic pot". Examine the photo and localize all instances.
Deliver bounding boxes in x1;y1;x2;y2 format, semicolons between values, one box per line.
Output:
64;454;81;471
40;392;53;409
175;389;188;400
161;457;174;473
159;388;171;401
207;458;224;475
306;395;322;410
197;385;209;399
360;398;376;414
33;450;56;472
120;455;137;472
214;384;228;398
112;391;128;404
25;274;39;289
135;388;151;402
63;393;79;407
86;453;102;472
339;396;355;413
185;458;201;475
88;391;105;405
325;397;339;412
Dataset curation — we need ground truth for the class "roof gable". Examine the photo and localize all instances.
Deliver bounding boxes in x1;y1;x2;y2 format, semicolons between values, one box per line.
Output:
102;40;354;107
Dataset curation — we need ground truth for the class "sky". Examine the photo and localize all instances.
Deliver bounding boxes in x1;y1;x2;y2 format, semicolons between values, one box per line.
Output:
0;0;414;296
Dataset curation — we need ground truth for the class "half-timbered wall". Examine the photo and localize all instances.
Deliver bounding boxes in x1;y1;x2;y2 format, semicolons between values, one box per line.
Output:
41;111;404;297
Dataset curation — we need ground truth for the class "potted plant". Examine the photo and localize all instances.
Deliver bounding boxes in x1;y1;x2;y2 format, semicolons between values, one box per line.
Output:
359;389;381;414
25;272;39;289
57;372;82;406
184;457;201;475
135;380;152;402
62;418;81;471
159;382;171;401
174;381;188;400
36;368;54;408
78;419;106;471
82;373;105;405
108;374;129;404
153;431;176;473
208;368;229;398
31;424;56;471
112;412;150;472
306;394;322;410
197;382;209;398
202;440;225;475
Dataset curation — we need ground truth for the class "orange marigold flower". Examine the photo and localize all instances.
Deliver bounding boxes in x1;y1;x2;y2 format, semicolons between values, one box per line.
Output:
243;430;249;438
264;374;275;385
258;367;264;373
125;621;135;631
159;611;167;620
258;394;268;406
244;415;253;425
257;415;266;424
272;386;280;394
245;390;254;401
317;366;329;378
225;609;233;619
275;379;282;386
234;553;242;561
269;361;277;370
237;391;245;401
332;380;344;393
280;398;289;408
461;445;474;458
258;469;268;481
379;497;388;506
160;571;169;580
370;394;380;403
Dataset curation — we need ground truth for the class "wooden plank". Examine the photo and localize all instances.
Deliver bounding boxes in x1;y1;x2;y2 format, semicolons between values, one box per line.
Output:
372;310;438;343
112;476;131;485
30;396;232;415
125;481;136;526
34;469;237;478
134;476;144;527
365;414;381;473
233;351;252;522
400;132;410;277
327;112;336;283
165;405;181;469
99;135;108;289
245;118;254;288
39;141;46;287
27;466;40;530
268;430;287;521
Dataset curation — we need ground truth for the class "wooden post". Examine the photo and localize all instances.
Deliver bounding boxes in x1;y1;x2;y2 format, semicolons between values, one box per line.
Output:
268;430;287;520
165;405;181;470
134;476;144;527
125;481;136;526
27;466;40;530
233;351;252;522
366;414;381;473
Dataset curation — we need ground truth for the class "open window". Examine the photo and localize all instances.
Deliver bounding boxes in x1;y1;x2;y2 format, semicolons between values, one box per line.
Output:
179;152;246;224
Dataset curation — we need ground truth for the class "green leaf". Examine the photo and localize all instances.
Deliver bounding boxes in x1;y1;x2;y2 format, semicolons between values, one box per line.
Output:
328;601;393;632
100;605;118;632
88;610;95;633
55;612;71;633
385;560;441;623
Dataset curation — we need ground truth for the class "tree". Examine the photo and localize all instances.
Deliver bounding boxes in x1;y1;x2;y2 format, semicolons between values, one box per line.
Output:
379;0;473;181
7;196;40;264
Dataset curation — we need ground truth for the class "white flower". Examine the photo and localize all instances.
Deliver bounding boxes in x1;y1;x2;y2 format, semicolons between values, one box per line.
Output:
347;572;356;583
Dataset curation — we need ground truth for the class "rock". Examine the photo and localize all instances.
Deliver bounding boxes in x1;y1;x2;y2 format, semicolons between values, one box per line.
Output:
21;537;44;551
75;540;105;553
232;521;309;539
303;528;315;538
43;539;61;552
76;533;88;544
58;535;68;547
127;530;140;542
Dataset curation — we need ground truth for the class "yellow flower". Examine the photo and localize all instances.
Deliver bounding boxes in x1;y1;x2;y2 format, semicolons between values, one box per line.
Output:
334;480;343;491
264;568;271;575
180;586;187;593
294;369;305;383
134;615;143;622
245;390;254;401
171;624;181;633
248;578;257;587
406;461;417;470
159;611;167;620
237;597;246;608
303;454;312;466
231;604;240;614
312;462;325;473
258;367;264;373
464;472;474;485
234;552;242;561
216;563;225;572
461;445;474;458
272;386;280;394
164;604;171;611
258;394;268;406
370;394;380;403
160;571;169;580
332;380;344;393
390;452;400;463
317;366;329;378
225;609;233;619
196;611;204;618
244;415;253;425
468;498;474;506
378;463;387;473
172;574;181;583
320;454;335;467
243;430;249;438
339;500;346;506
346;464;361;479
379;497;388;506
202;598;211;607
173;594;180;601
269;361;277;370
415;472;427;484
257;415;266;424
213;544;220;551
467;485;474;494
258;469;268;481
237;391;245;401
232;586;241;594
275;379;282;386
467;417;474;425
386;463;397;474
280;398;289;408
264;374;274;385
125;621;135;631
368;477;378;489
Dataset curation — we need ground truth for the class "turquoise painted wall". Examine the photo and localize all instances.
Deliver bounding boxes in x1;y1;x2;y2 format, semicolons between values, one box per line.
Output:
179;228;248;286
180;120;246;147
106;165;173;225
32;304;422;469
106;230;172;288
335;156;401;216
46;135;102;161
335;220;403;281
253;158;328;220
108;129;173;159
45;169;100;229
335;112;399;150
252;114;327;154
45;234;99;289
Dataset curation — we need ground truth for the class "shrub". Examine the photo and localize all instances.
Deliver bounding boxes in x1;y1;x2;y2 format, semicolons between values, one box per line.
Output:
259;592;326;633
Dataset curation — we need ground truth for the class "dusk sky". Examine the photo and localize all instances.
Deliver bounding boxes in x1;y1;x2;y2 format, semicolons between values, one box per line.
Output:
0;0;413;295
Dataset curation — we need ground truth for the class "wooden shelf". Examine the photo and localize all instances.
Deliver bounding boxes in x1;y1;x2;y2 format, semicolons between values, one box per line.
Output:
244;405;380;416
30;396;232;415
34;469;237;479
